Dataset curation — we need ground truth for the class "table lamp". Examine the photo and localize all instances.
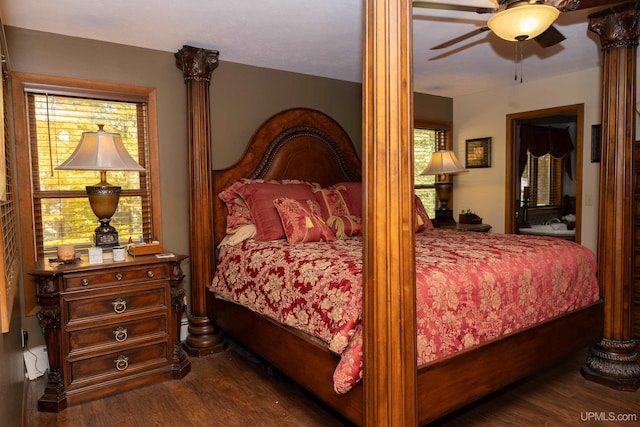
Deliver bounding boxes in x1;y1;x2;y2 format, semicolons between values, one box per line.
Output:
421;149;466;226
56;125;145;249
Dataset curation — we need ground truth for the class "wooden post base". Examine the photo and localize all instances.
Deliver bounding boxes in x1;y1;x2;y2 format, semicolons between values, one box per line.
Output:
183;315;227;357
37;370;67;413
581;338;640;392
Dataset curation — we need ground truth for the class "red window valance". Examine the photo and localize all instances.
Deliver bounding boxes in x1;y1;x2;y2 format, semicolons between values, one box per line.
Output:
519;123;574;179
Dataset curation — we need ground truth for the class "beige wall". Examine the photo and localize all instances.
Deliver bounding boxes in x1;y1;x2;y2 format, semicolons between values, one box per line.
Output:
452;67;603;253
5;26;452;349
0;286;25;426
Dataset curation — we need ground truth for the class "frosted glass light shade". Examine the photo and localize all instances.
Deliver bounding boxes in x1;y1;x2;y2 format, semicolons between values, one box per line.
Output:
487;4;559;42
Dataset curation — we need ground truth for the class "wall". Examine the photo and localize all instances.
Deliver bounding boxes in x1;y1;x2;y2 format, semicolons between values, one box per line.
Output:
5;26;452;347
0;283;25;426
452;67;602;253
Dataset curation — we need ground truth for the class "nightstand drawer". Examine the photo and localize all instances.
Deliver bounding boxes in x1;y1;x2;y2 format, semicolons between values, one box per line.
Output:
69;341;169;386
65;285;167;322
63;264;168;291
68;315;168;352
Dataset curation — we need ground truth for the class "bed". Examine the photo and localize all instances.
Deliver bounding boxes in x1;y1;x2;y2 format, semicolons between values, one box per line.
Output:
197;107;604;425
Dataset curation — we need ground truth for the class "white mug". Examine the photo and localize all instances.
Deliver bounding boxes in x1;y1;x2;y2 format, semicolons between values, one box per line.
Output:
113;247;126;262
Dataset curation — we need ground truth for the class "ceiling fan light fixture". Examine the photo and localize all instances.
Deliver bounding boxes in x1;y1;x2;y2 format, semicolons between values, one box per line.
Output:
487;4;559;42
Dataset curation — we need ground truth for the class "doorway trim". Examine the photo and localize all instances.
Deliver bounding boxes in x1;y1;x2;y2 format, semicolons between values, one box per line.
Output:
504;103;584;243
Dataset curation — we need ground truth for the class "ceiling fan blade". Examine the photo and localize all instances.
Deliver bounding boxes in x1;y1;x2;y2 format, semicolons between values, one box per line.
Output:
431;26;491;50
533;24;566;48
556;0;625;12
413;1;496;14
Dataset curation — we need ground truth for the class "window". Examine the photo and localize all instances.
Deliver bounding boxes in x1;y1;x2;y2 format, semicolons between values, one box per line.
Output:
521;153;563;207
414;120;452;218
14;73;162;315
28;94;149;252
0;49;19;333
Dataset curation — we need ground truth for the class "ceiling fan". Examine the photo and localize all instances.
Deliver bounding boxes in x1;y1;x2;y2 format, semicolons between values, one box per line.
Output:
413;0;585;50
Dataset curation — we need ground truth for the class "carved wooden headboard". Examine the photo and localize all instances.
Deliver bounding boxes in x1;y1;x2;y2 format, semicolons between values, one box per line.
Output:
212;108;362;245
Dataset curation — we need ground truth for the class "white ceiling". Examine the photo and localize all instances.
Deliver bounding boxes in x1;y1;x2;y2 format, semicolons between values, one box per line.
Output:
0;0;605;98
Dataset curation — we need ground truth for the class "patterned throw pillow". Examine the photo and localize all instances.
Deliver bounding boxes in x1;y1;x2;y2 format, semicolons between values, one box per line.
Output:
331;182;362;217
313;187;353;219
415;195;434;232
273;198;336;243
326;215;363;239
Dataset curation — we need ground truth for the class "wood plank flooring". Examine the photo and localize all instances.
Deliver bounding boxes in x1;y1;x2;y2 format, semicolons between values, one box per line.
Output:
24;342;639;426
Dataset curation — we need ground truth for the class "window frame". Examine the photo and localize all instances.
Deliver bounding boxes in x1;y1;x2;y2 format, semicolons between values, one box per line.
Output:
13;73;162;316
413;118;453;214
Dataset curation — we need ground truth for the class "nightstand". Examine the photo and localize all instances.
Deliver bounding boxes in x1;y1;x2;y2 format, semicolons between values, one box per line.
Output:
441;223;492;232
30;253;190;412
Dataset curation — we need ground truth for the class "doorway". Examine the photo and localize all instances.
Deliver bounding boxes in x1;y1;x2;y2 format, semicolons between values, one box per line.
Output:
504;104;584;243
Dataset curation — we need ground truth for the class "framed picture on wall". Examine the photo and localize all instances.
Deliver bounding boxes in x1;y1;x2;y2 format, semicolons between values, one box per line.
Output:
465;137;491;168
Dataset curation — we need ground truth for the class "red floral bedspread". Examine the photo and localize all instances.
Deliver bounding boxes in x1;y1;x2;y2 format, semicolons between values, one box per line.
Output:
210;230;599;394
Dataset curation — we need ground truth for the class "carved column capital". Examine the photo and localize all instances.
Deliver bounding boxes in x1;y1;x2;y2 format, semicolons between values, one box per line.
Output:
589;2;640;50
557;0;581;12
175;45;220;82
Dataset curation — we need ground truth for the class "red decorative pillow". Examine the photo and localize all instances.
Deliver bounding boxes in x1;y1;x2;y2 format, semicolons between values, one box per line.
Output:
273;198;336;243
332;182;362;217
313;187;353;220
236;182;319;241
326;215;363;239
218;180;254;233
415;195;434;232
219;179;319;234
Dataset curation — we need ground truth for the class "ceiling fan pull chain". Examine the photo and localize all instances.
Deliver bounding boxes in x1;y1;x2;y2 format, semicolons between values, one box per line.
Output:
520;40;524;84
514;36;527;84
513;43;519;81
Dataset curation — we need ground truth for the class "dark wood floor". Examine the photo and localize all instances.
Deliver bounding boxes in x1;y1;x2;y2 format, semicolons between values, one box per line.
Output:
25;342;639;427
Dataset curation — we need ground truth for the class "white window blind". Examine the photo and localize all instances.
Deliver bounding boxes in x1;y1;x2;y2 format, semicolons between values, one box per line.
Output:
27;93;151;254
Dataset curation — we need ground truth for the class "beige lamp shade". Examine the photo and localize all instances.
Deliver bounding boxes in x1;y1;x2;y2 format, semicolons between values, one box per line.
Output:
487;4;559;42
56;125;145;172
421;150;466;176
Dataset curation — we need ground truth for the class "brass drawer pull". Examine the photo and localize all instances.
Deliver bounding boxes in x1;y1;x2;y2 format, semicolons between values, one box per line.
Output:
81;278;90;286
115;273;123;281
112;298;127;314
113;327;128;342
147;270;154;278
114;355;129;371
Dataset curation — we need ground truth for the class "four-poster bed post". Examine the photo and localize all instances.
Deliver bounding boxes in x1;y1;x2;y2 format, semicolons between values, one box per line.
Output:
363;0;417;425
175;45;226;356
582;2;640;390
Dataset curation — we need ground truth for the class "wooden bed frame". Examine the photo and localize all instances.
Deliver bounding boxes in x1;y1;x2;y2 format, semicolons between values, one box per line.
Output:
203;107;604;426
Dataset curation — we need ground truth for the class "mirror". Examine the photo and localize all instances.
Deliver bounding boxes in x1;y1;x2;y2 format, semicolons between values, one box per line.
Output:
505;104;584;243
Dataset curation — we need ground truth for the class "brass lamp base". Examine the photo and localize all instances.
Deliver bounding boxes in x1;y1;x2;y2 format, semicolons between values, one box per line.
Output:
94;218;119;249
86;181;121;250
434;182;456;226
435;208;456;227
